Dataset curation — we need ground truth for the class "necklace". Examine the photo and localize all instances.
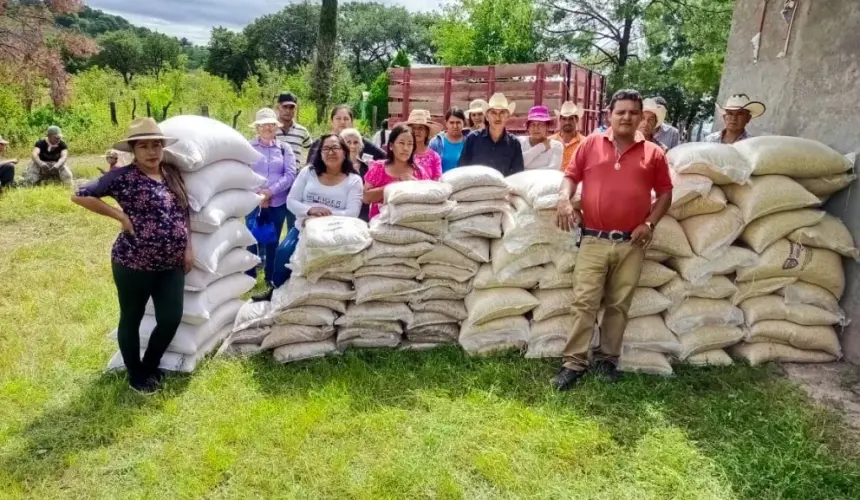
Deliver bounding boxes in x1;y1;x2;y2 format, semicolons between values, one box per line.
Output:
612;138;623;170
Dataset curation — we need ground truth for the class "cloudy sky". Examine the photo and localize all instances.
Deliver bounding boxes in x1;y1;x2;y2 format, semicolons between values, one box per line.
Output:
87;0;446;45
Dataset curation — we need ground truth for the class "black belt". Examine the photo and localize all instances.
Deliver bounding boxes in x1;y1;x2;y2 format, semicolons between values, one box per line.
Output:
582;228;632;242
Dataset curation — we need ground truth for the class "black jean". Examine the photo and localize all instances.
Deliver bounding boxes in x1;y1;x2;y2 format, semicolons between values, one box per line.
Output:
0;164;14;189
112;262;185;383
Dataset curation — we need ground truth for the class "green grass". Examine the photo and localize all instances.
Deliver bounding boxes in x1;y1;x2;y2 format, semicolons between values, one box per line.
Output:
1;167;859;499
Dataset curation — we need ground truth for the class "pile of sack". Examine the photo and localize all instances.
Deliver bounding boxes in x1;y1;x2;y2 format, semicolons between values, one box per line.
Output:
109;115;264;373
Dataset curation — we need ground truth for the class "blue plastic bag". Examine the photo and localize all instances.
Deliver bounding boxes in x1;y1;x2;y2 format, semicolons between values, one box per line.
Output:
248;209;278;245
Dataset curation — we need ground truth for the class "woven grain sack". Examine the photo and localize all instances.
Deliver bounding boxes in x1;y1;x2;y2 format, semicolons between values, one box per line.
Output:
408;312;460;329
227;326;270;345
380;200;456;225
552;250;579;274
680;205;745;258
731;342;836;366
677;326;744;360
233;300;272;332
366;240;435;261
650;216;694;258
191;218;256;273
448;199;510;221
685;349;733;367
273;339;337;364
410;300;468;321
668;186;727;221
418;244;479;271
777;282;843;316
659;276;737;306
442;165;507;192
450;185;509;202
186;248;259;292
384;180;452;205
739;209;826;254
731;277;796;305
530;315;574;343
217;340;265;357
395;218;448;236
369;218;437;245
623;316;680;355
421;278;474;297
746;321;841;357
787;214;859;260
336;302;412;325
183;160;265;211
420;264;478;283
108;326;232;373
443;234;491;263
160;115;262;171
366;257;420;269
448;213;503;239
272;277;355;311
272;306;338;327
639;261;678;288
664;298;744;335
525;334;567;359
646;249;671;262
411;287;467;302
735;239;845;298
354;276;426;304
723;175;820;223
301;216;371;260
465;288;539;326
406;324;460;343
505;170;564;206
190;190;263;233
532;289;575;321
474;264;543;290
669;246;759;284
734;136;852;178
667;142;752;185
538;264;576;290
618;347;673;376
262;324;336;350
353;264;420;280
670;172;714;206
337;326;403;347
797;172;857;197
740;295;840;327
303;252;365;284
459;316;530;355
491;239;553;281
628;288;673;318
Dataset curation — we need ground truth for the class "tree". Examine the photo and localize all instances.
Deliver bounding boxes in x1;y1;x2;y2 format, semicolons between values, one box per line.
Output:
95;30;143;85
141;32;181;79
339;2;414;84
311;0;338;122
243;1;320;72
205;27;254;89
406;12;441;65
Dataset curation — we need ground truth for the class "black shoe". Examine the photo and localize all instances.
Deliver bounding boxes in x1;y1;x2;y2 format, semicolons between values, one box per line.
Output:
551;367;587;391
129;377;159;395
251;287;274;302
594;360;621;383
149;368;167;385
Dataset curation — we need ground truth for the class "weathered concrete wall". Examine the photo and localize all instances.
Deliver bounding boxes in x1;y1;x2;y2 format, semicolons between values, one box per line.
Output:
718;0;860;363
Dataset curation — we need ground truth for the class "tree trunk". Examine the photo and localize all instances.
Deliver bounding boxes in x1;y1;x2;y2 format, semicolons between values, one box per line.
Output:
109;102;118;126
122;73;130;86
312;0;339;123
132;99;137;120
618;16;634;68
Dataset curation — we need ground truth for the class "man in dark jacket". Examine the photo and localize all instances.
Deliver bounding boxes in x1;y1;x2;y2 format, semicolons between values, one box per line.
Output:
457;93;524;176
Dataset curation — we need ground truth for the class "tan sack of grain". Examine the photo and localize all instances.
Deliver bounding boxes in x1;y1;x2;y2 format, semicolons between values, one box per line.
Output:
505;170;565;207
787;214;859;260
668;186;727;221
796;172;857;197
409;300;468;321
396;218;447;236
739;209;826;254
383;180;452;205
354;277;427;304
650;216;694;258
667;142;753;185
530;315;574;344
680;205;745;258
628;288;673;318
532;288;575;321
618;347;673;376
525;333;567;359
537;264;576;290
408;312;459;331
261;324;336;350
448;213;503;238
777;282;843;316
336;302;413;326
622;316;680;354
659;276;737;305
369;218;438;245
740;295;840;327
450;185;509;202
474;263;543;290
731;277;797;305
273;339;337;363
685;349;733;367
646;249;672;262
639;261;678;288
353;264;420;280
442;165;508;192
448;199;510;221
272;277;355;311
366;240;435;261
735;239;845;298
669;246;759;284
491;239;554;281
417;244;480;272
734;136;853;178
723;175;820;223
465;288;540;326
663;298;744;335
419;264;478;283
677;326;744;360
745;320;841;357
670;172;713;206
731;342;836;366
443;234;491;263
271;306;337;327
379;200;456;225
459;316;530;355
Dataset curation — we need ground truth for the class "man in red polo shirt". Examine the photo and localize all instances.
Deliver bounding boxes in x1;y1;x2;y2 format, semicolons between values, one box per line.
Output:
552;89;673;391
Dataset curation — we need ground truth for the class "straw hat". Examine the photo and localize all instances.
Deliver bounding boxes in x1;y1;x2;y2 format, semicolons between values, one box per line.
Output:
554;101;584;119
468;99;488;115
112;118;178;153
642;98;667;128
486;93;516;114
249;108;282;128
717;94;766;118
404;109;442;136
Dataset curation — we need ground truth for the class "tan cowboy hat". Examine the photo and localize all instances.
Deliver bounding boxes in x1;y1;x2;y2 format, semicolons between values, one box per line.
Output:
112;118;178;152
249;107;282;128
642;98;667;128
403;109;442;136
554;101;584;119
717;94;766;118
468;99;488;115
486;93;516;114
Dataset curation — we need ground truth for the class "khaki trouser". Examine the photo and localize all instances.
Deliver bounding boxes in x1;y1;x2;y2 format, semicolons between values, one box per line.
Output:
23;161;73;185
562;236;645;371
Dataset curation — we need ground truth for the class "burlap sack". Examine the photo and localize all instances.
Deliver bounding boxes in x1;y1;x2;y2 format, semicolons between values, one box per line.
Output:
730;342;836;366
685;349;733;367
622;316;680;355
735;239;845;298
618;347;673;376
734;136;852;178
667;142;752;184
628;288;673;318
723;175;820;223
739;209;825;254
464;288;540;326
787;213;859;260
745;320;841;357
663;298;744;335
676;326;744;360
679;205;745;258
740;295;840;327
668;186;727;221
650;216;694;258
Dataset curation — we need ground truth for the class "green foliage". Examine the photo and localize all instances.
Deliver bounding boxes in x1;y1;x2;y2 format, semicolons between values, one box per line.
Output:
368;71;389;128
55;5;148;38
339;2;415;85
205;28;255;90
93;30;142;85
243;1;320;72
140;33;182;79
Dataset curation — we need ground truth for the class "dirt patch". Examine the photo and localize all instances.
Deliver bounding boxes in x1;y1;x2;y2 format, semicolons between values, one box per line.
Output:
782;362;860;432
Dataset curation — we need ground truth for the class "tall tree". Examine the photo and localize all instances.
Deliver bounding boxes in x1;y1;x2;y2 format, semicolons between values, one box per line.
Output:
339;2;413;84
141;32;181;79
311;0;338;122
243;1;320;72
205;27;254;89
94;30;143;85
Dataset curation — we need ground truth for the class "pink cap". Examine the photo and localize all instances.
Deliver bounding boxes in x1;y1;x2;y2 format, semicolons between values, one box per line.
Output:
526;105;552;123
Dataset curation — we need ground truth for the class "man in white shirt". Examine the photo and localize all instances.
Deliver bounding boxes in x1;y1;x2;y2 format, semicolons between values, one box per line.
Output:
518;105;563;170
652;96;681;150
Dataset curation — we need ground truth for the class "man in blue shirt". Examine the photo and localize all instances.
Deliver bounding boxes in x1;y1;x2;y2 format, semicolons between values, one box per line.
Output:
457;93;524;176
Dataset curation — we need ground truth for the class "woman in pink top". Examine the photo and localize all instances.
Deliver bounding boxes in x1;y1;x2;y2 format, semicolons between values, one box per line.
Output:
363;124;431;219
405;109;442;180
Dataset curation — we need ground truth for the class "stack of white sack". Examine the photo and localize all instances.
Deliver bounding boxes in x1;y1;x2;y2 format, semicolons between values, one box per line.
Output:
109;116;264;373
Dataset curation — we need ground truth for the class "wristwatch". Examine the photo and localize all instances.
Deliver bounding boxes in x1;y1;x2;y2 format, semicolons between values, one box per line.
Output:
645;222;655;231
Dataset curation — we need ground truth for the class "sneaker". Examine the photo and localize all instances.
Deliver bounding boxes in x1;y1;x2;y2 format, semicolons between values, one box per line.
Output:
550;367;587;391
129;377;159;395
251;287;274;302
594;360;621;383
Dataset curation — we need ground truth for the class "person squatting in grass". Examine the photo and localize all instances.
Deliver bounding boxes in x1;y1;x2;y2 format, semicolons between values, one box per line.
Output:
24;125;72;186
0;135;17;193
72;118;193;395
552;89;674;391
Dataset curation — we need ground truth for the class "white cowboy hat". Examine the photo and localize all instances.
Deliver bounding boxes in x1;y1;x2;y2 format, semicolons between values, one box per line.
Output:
249;108;282;128
112;118;178;153
717;94;766;118
403;109;442;136
468;99;488;115
486;93;516;114
554;101;584;119
642;98;667;128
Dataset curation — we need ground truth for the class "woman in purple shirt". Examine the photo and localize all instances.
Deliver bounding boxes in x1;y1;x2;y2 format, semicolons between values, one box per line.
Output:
72;118;192;394
246;108;297;286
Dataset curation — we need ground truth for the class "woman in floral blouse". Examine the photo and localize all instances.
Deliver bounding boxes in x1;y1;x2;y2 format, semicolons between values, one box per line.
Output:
72;118;192;394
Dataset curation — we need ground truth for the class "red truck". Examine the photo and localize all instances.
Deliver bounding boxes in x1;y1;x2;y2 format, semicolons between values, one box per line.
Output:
387;61;606;135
